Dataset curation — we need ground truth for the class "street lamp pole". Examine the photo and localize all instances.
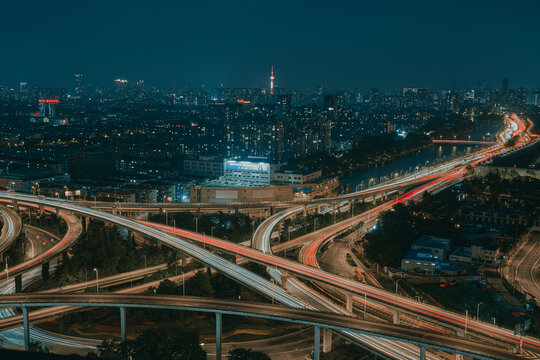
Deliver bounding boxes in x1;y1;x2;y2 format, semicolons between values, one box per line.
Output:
395;279;404;294
476;302;483;320
93;268;99;293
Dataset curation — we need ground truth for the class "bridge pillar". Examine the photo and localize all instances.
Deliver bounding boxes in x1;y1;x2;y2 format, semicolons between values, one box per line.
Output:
15;274;22;293
333;203;336;223
120;307;127;342
182;253;187;267
372;195;377;205
84;216;90;232
419;345;425;360
39;204;45;216
345;292;353;314
313;326;320;360
206;266;212;275
270;206;275;215
22;306;30;351
12;200;18;212
215;312;222;359
322;328;332;353
303;205;307;216
393;309;400;324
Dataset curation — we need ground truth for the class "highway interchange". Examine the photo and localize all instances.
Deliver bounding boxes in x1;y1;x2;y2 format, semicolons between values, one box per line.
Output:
0;114;538;359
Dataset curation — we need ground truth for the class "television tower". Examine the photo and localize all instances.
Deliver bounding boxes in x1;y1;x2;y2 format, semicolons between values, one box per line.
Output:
269;66;275;95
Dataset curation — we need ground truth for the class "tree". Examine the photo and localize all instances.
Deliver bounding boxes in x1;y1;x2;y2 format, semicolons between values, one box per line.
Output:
186;271;213;297
99;327;206;360
228;348;271;360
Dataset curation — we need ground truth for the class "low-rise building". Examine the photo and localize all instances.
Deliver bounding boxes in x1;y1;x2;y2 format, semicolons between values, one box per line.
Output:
471;244;500;263
0;169;69;192
411;235;452;260
183;156;224;179
449;247;472;263
401;250;439;273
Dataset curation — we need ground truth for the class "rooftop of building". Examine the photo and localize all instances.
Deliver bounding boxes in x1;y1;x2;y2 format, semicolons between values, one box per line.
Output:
412;235;452;250
403;249;438;261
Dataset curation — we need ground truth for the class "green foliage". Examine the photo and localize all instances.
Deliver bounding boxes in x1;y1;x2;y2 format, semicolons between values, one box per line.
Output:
186;270;213;297
98;326;206;360
49;221;174;288
288;132;431;177
228;348;271;360
149;212;253;244
364;204;415;267
0;232;28;269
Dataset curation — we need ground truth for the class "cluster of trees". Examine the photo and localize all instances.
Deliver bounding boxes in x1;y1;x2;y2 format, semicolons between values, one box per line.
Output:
98;327;270;360
289;132;431;176
0;232;27;269
49;221;177;288
149;212;253;244
364;203;465;267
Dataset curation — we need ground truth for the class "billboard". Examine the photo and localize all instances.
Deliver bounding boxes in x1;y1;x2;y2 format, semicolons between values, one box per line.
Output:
225;160;269;173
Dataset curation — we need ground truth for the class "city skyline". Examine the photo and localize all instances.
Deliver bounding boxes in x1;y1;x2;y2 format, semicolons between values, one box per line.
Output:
1;1;539;90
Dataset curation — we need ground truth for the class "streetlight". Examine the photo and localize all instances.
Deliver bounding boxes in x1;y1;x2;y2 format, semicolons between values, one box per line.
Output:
476;302;483;320
93;268;99;293
288;226;292;242
182;272;186;296
5;256;9;281
395;278;404;294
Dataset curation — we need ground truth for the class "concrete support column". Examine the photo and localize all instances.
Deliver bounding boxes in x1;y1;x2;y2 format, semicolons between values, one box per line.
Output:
39;204;44;216
303;205;307;216
182;253;187;267
12;200;18;212
393;309;400;324
84;216;90;232
313;326;320;360
322;328;332;353
120;307;126;342
207;266;212;275
215;312;222;359
345;292;353;313
419;345;425;360
22;306;30;351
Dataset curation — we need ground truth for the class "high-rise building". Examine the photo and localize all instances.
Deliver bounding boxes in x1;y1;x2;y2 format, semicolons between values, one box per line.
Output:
37;99;59;118
502;78;509;94
445;93;461;113
323;95;339;111
323;119;332;152
277;94;292;119
74;73;84;97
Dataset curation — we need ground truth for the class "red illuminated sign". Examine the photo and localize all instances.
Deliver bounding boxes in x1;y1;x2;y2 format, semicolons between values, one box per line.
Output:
38;99;59;103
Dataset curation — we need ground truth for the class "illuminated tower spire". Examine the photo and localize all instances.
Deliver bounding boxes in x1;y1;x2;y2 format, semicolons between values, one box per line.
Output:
269;66;275;95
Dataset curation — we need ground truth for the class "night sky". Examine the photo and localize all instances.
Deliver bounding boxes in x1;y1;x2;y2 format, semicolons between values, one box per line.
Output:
1;0;539;90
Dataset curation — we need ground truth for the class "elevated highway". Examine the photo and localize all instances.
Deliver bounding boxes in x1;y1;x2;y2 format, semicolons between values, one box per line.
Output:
0;294;522;360
0;205;22;260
